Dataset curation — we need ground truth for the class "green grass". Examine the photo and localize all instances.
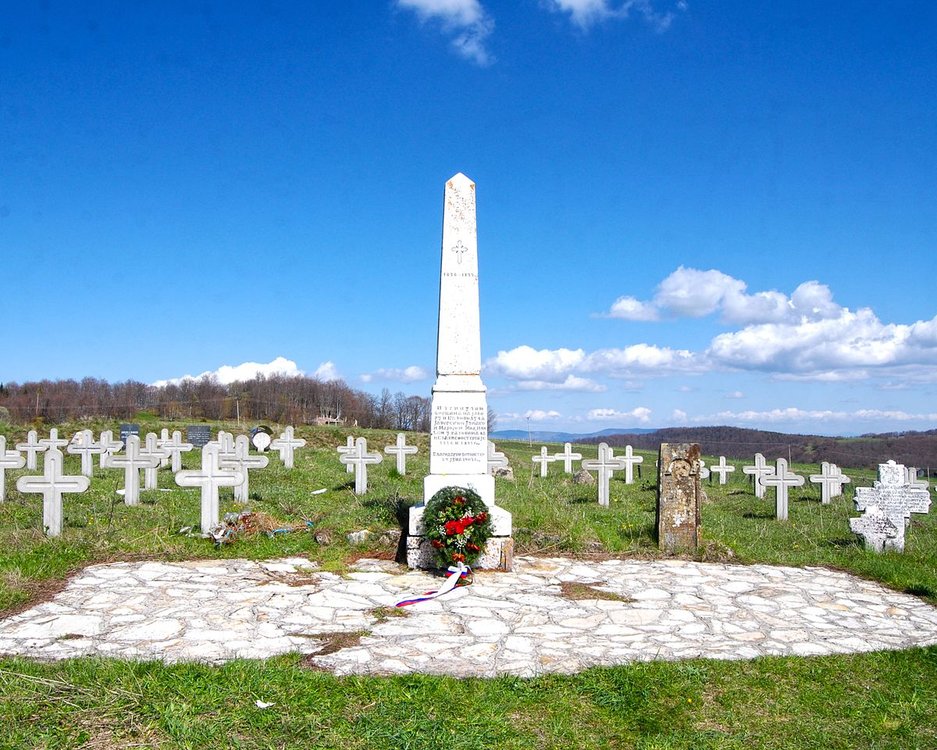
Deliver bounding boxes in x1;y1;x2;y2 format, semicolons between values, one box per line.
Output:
0;421;935;748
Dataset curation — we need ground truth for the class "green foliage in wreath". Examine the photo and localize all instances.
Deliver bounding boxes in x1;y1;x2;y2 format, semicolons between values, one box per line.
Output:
423;486;494;568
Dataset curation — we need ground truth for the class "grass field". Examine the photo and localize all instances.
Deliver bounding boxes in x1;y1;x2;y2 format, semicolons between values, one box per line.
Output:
0;420;935;749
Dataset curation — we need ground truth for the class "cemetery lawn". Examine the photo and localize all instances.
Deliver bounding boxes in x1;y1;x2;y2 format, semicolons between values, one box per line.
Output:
0;422;936;749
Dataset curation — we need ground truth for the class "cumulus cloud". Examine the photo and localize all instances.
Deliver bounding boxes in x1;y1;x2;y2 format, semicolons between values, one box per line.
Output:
397;0;494;65
502;409;563;422
706;407;937;424
486;345;586;381
725;390;745;399
545;0;682;31
152;357;304;387
360;366;429;384
312;361;342;382
511;375;607;392
587;406;652;422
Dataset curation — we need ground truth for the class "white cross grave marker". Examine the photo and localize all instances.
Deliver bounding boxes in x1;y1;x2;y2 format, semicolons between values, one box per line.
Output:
553;442;582;474
219;434;269;502
16;430;46;471
742;453;772;499
103;434;161;506
271;426;306;469
619;445;644;484
339;437;382;495
161;430;194;473
175;444;245;534
906;466;929;491
710;456;735;486
337;435;356;474
699;459;710;481
66;429;106;478
757;458;805;521
384;433;418;475
38;428;69;452
98;430;123;468
156;428;171;467
140;432;170;490
581;442;627;507
532;446;557;478
830;464;850;498
16;448;90;536
809;461;851;504
0;436;26;502
487;440;509;474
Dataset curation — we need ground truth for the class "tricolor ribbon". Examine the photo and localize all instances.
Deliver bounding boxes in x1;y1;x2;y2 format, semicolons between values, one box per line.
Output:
396;562;471;607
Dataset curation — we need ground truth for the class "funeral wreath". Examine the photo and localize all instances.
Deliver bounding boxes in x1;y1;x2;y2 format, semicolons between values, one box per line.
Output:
423;486;494;568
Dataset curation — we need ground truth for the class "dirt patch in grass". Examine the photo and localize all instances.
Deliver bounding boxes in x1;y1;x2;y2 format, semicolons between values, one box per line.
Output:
299;630;369;669
560;581;635;603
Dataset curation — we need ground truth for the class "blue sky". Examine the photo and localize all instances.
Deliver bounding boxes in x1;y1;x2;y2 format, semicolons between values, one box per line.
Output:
2;1;936;436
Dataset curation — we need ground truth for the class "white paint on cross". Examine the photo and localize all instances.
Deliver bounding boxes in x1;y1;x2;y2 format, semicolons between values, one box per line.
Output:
486;440;509;474
0;436;26;502
98;430;123;468
157;428;172;467
581;443;627;507
384;433;418;475
809;461;851;504
219;435;269;502
139;433;170;490
337;435;356;474
175;444;244;534
619;445;644;484
103;434;161;506
709;456;735;485
38;428;69;451
532;446;556;478
742;453;772;499
757;458;804;521
66;429;106;478
15;430;46;471
339;437;383;495
553;442;582;474
271;426;306;469
161;430;194;473
16;448;90;536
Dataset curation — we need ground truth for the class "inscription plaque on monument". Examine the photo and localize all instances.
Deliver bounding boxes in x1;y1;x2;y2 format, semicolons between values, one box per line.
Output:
119;423;140;443
186;424;212;448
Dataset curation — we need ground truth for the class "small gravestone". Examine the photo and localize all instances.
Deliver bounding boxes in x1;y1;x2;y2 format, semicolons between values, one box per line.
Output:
906;466;929;491
619;445;644;484
250;426;273;452
175;444;244;534
161;430;194;473
271;426;306;469
809;461;851;504
15;430;45;471
487;440;510;475
38;428;69;451
581;443;627;507
384;433;418;475
339;437;382;495
853;460;930;552
103;434;161;506
140;433;169;490
850;505;900;552
337;435;356;474
98;430;123;468
554;442;582;474
758;458;804;521
532;446;556;478
16;448;90;537
742;453;772;499
186;424;212;448
710;456;735;485
0;436;26;502
219;435;269;502
656;443;702;554
66;429;105;477
119;423;140;443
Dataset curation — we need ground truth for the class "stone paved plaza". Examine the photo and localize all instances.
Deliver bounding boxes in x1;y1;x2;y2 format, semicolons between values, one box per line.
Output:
1;556;936;678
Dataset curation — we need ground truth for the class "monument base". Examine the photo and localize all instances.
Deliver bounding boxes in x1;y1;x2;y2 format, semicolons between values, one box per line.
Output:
406;534;514;571
410;474;511;536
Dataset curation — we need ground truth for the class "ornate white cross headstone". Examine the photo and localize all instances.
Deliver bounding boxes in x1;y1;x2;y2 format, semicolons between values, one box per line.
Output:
16;448;90;536
38;428;69;452
0;436;26;502
175;445;244;534
758;458;804;521
581;442;627;507
853;460;930;552
486;440;509;474
384;433;418;475
139;433;169;490
219;435;269;502
103;434;161;506
742;453;772;499
340;437;383;495
710;456;735;485
619;445;644;484
532;446;556;478
809;461;851;504
98;430;123;468
161;430;194;473
66;429;106;477
16;430;46;471
337;435;356;474
553;442;582;474
271;426;305;469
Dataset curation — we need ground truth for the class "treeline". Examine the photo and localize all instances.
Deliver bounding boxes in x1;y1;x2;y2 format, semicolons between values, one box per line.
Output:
0;375;432;432
590;426;937;471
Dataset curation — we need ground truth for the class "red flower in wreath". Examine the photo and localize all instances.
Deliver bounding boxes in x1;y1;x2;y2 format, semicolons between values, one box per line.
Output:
431;539;444;549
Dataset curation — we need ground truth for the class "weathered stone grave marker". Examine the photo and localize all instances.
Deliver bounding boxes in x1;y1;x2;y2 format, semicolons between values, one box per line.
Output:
156;428;171;467
758;458;804;521
486;440;510;475
532;446;556;478
809;461;851;504
66;429;105;477
554;442;582;474
104;434;161;506
0;436;26;502
656;443;702;553
849;505;900;552
852;460;930;552
384;432;418;475
339;437;383;495
271;426;305;469
710;456;735;485
581;443;627;507
175;444;244;534
16;448;90;537
742;453;772;499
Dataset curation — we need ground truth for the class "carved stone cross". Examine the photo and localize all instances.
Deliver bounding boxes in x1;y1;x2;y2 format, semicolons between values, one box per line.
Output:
339;437;382;495
384;433;418;475
709;456;735;486
15;430;46;471
553;442;582;474
0;436;26;502
619;445;644;484
742;453;772;499
66;429;106;478
103;434;161;506
581;443;627;507
16;448;90;536
175;444;244;534
809;461;851;504
758;458;804;521
486;440;509;474
337;435;356;474
271;426;306;469
219;435;269;503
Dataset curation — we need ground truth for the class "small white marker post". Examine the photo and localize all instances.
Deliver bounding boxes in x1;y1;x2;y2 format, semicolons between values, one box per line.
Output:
553;442;582;474
487;440;509;474
219;435;269;502
742;453;772;499
161;430;194;473
620;445;644;484
809;461;851;504
66;429;106;478
16;448;90;536
384;433;418;475
98;430;123;468
271;426;306;469
710;456;736;486
140;433;170;490
175;445;244;534
581;442;627;507
0;436;26;502
16;430;46;471
337;435;356;474
339;437;382;495
758;458;805;521
532;446;557;478
103;435;161;506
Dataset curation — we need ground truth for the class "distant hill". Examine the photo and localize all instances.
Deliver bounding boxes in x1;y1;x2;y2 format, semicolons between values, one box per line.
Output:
490;428;657;443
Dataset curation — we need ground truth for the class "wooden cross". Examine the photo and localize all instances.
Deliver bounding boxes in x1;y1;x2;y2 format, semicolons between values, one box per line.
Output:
103;434;161;506
337;435;356;474
98;430;123;469
66;429;106;477
553;442;582;474
16;448;90;536
271;426;306;469
0;436;26;502
384;433;418;475
742;453;772;499
619;445;644;484
710;456;736;486
581;442;627;507
219;435;269;502
175;444;244;533
339;437;382;495
15;430;46;471
809;461;851;504
758;458;804;521
161;430;194;473
487;440;509;474
532;446;557;478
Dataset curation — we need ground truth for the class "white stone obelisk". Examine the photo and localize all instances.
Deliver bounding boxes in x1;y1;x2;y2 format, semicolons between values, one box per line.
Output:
408;173;512;569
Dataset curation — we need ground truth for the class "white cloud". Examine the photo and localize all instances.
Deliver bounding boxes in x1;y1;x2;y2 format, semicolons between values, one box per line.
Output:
397;0;494;65
607;296;659;321
313;361;342;382
584;343;701;374
512;375;606;392
152;356;304;387
707;407;937;424
545;0;681;31
587;406;652;422
361;365;429;384
671;409;688;423
503;409;563;422
725;390;745;399
486;345;585;381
